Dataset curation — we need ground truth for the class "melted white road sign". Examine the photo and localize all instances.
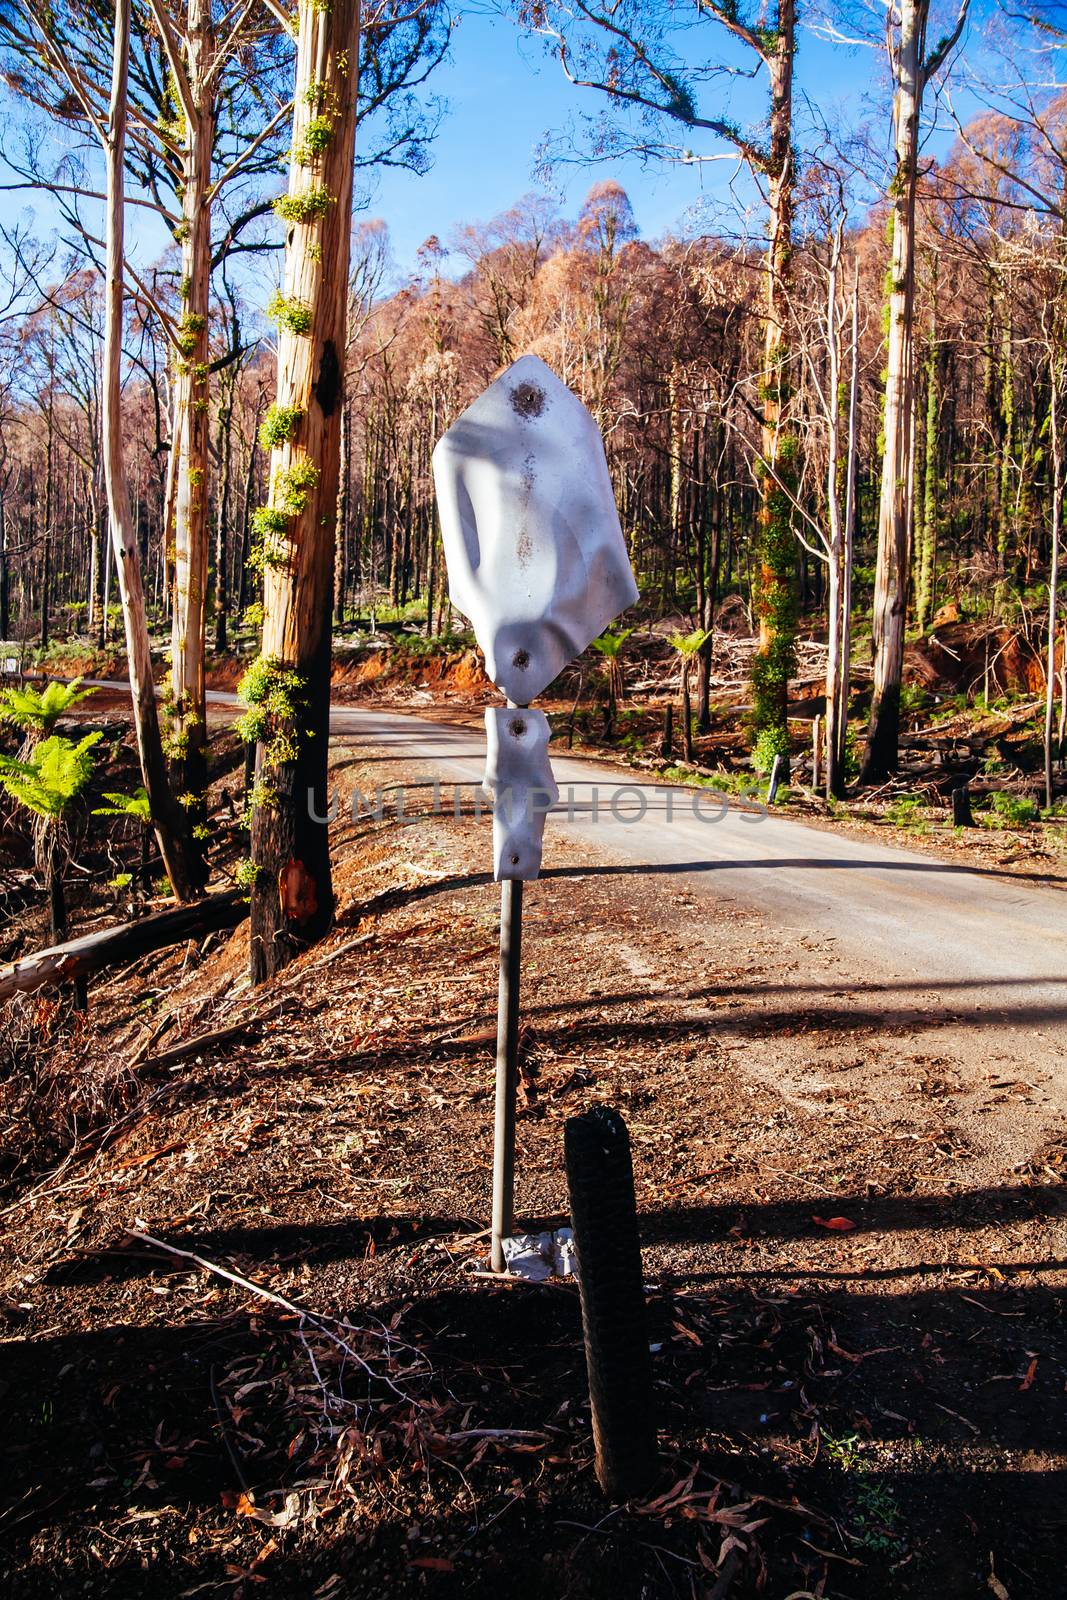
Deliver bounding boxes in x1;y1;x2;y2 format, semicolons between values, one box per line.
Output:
433;357;639;1269
432;353;638;707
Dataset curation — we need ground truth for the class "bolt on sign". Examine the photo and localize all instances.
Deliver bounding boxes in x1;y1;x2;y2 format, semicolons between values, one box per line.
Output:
433;353;638;1271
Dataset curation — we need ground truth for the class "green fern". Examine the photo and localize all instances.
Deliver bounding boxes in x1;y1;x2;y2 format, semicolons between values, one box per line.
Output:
0;732;102;821
93;787;152;825
590;626;634;660
667;628;710;659
0;676;96;734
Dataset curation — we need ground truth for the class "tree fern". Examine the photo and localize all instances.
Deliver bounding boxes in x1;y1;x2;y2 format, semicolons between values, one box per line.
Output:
92;787;152;824
667;630;710;764
667;628;710;659
0;732;102;821
590;626;634;660
0;676;95;735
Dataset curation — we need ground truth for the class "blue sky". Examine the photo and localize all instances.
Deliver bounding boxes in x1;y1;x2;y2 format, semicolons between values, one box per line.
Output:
1;1;1002;295
355;9;893;283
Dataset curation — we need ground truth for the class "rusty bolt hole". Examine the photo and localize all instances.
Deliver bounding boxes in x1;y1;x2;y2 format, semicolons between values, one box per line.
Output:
509;717;527;738
510;381;545;419
512;649;530;670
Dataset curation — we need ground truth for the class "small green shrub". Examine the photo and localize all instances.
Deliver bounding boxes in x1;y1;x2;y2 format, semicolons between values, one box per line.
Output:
988;791;1037;827
752;724;790;776
850;1479;902;1555
842;723;861;780
886;792;925;829
370;599;428;625
822;1432;861;1471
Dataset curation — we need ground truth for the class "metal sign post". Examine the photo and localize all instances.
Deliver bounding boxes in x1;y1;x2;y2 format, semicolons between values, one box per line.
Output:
433;354;638;1272
491;875;523;1272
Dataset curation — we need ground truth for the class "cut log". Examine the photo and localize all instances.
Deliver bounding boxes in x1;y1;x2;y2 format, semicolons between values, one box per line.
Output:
0;890;248;1004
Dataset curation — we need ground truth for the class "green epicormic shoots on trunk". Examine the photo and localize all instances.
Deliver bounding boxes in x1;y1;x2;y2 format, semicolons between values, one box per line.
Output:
273;186;333;225
295;114;335;163
267;291;314;337
258;405;305;451
248;457;321;571
235;655;309;768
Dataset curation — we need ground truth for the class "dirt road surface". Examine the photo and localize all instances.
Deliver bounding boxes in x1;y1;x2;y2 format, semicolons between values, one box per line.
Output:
306;698;1067;1180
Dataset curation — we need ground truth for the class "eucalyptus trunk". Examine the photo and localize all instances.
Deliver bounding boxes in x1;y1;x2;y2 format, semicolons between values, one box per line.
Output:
995;287;1015;617
863;0;970;779
831;269;860;797
168;0;215;885
1045;361;1062;810
862;1;923;782
823;235;844;801
750;1;798;778
248;0;362;982
0;490;9;642
916;294;939;635
101;0;194;902
214;366;235;654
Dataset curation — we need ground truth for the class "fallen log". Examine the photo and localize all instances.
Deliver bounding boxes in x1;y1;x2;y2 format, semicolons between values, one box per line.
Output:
0;889;249;1004
138;1019;257;1074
